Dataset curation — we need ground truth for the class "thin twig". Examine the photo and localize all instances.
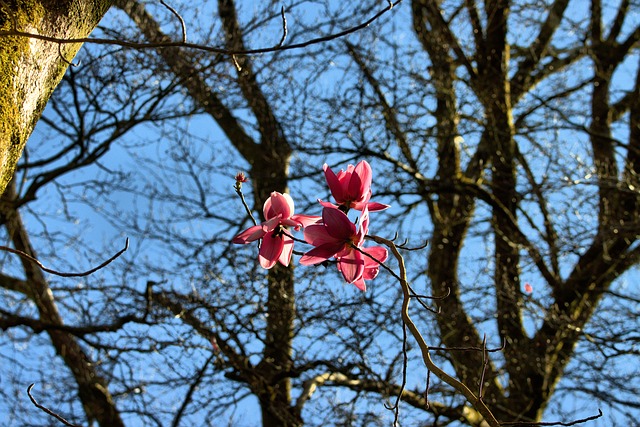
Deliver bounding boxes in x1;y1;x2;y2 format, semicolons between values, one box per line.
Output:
231;55;242;72
234;185;257;226
501;409;603;426
57;43;79;67
406;291;440;314
408;284;450;300
27;384;81;427
160;0;187;42
356;240;403;282
424;370;431;409
384;323;408;425
479;335;487;400
279;228;308;244
397;239;429;251
0;239;129;277
357;239;441;313
0;0;402;56
278;6;288;47
429;338;506;353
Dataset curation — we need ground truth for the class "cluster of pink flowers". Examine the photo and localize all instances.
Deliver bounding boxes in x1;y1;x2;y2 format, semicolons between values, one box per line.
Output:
233;160;389;291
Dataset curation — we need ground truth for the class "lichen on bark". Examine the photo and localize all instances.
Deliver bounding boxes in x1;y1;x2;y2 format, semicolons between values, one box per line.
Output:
0;0;111;195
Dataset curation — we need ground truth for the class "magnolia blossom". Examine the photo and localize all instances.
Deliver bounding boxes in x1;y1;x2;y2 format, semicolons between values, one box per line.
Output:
300;207;386;288
233;192;318;269
320;160;390;212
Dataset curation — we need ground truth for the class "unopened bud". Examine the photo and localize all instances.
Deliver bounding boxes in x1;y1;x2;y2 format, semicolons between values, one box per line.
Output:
235;172;248;183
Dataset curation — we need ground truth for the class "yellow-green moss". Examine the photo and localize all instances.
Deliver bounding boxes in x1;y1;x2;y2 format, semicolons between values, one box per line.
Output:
0;1;111;194
0;3;39;192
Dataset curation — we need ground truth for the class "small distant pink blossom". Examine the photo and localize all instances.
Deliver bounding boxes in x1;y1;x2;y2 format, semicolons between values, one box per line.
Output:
320;160;389;212
233;192;318;269
524;283;533;294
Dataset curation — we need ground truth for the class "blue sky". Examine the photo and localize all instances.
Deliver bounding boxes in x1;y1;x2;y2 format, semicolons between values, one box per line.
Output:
1;1;639;426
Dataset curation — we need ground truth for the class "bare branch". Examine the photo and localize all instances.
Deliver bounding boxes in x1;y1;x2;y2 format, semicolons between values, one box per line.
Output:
27;384;81;427
159;0;187;43
0;238;129;277
1;1;401;56
501;409;603;426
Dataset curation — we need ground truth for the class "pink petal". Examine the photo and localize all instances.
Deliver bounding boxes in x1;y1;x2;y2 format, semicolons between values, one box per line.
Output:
300;243;345;265
262;216;281;233
281;218;303;228
337;166;350;178
318;199;339;209
263;194;274;219
281;193;295;215
264;192;293;219
258;234;284;269
232;225;265;244
347;174;364;202
278;234;294;266
303;224;339;246
358;206;369;242
351;189;371;210
362;246;387;280
324;164;346;202
322;207;356;239
364;246;388;265
366;201;391;212
352;277;367;291
291;214;322;228
337;250;365;284
348;161;372;202
362;267;379;281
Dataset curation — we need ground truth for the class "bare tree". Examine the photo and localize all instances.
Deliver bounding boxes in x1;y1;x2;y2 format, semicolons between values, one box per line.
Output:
1;1;639;426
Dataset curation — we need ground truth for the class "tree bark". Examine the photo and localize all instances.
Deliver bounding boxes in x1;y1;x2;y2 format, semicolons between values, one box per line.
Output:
0;0;111;194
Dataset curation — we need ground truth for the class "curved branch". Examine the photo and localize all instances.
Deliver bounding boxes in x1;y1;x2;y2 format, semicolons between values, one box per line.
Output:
369;234;501;427
295;371;488;426
0;238;128;277
27;384;81;427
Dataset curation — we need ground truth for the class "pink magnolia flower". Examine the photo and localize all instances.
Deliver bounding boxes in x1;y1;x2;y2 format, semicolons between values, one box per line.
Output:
301;206;386;289
233;192;318;269
320;160;389;212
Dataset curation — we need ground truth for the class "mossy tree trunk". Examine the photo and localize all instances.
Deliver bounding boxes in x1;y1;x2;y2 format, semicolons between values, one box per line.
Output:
0;0;111;195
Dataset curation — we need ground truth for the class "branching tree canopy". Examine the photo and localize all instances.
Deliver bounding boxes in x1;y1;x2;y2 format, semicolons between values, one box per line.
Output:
1;1;639;426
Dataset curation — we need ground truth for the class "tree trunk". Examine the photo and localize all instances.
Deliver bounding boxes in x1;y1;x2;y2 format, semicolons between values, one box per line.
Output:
0;0;111;194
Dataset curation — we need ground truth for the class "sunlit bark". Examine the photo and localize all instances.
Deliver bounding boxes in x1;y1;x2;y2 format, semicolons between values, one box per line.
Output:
0;0;110;194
